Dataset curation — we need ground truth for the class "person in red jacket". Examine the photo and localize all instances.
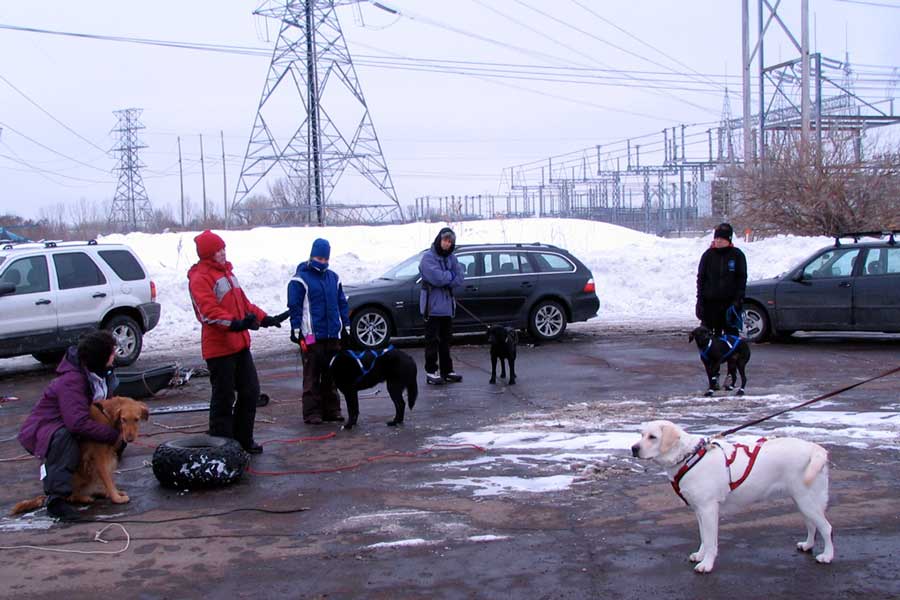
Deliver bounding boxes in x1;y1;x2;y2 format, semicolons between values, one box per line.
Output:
187;230;287;454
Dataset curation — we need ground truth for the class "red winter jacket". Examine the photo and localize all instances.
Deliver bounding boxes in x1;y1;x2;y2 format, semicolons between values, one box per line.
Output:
187;259;267;360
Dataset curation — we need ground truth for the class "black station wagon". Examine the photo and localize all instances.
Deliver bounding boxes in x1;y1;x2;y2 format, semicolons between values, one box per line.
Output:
345;242;599;348
742;230;900;342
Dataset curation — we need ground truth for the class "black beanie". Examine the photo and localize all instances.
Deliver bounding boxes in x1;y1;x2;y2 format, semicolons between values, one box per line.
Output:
77;330;117;373
714;223;734;242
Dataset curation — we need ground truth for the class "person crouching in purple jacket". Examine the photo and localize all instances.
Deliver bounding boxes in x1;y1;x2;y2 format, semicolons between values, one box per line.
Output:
17;331;124;521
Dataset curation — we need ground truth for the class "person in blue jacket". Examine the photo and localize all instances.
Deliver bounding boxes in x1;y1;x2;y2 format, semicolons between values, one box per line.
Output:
418;227;465;385
287;238;350;424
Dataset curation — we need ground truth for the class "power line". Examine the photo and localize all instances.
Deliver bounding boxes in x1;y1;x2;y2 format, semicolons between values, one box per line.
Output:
0;121;110;173
0;72;109;154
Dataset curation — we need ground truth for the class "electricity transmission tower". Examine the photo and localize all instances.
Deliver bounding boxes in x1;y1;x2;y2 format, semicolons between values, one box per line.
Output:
231;0;403;226
108;108;153;231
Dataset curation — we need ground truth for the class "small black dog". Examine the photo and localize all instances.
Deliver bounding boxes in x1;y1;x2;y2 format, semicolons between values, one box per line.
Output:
487;325;518;385
689;326;750;397
330;347;418;429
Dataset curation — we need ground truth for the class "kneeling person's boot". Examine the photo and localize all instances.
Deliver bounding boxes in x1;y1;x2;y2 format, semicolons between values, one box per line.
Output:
46;496;80;521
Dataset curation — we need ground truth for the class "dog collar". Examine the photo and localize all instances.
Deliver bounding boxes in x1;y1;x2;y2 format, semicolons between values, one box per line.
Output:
670;438;709;506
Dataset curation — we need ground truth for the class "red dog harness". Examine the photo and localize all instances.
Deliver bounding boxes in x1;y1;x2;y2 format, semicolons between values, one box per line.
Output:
670;437;768;505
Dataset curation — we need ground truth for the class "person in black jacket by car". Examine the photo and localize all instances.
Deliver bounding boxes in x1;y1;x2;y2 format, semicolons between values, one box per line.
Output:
696;223;747;337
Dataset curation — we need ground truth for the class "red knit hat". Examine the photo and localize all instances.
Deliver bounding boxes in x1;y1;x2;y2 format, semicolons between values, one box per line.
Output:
194;230;225;260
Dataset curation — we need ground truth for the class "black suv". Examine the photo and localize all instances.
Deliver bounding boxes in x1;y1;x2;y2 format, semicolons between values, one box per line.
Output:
742;230;900;342
345;242;599;348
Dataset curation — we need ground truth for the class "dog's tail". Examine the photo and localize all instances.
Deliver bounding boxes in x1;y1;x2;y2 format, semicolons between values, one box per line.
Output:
803;445;829;486
10;495;46;516
407;377;418;410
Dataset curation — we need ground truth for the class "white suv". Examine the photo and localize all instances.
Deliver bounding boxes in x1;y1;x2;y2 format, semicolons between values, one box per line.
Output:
0;240;160;366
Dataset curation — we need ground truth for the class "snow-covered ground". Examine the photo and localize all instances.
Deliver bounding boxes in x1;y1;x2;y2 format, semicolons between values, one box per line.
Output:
100;218;832;357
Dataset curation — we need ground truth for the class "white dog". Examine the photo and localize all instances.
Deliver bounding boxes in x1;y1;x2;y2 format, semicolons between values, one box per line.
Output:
631;420;834;573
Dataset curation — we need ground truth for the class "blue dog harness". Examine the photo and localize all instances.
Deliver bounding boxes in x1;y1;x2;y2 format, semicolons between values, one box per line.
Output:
699;335;742;364
331;345;394;383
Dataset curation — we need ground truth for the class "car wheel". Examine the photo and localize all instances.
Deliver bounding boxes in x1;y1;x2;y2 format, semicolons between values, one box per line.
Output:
351;307;391;349
529;299;567;341
105;315;143;366
32;350;66;366
741;303;770;343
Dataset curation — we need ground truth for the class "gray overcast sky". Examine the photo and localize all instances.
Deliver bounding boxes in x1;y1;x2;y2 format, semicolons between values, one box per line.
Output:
1;0;898;221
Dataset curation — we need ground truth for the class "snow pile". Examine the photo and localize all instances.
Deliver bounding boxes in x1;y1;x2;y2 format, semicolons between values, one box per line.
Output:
101;219;831;355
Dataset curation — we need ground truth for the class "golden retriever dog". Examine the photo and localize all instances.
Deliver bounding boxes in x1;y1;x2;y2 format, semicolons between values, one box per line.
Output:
11;396;149;515
631;420;834;573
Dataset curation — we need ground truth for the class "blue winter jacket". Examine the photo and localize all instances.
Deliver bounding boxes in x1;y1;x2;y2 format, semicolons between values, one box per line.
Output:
418;233;464;318
287;261;350;340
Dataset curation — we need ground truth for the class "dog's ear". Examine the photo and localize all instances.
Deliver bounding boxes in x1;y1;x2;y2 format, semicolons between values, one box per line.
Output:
659;422;681;454
688;332;695;342
138;402;150;421
509;330;518;344
99;397;123;425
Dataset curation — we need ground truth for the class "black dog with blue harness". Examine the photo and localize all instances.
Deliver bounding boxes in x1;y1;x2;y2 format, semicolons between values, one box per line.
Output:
689;326;751;397
329;345;418;430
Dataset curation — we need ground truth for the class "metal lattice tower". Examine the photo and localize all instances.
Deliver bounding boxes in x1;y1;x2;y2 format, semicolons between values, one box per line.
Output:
231;0;403;226
717;87;736;163
108;108;152;231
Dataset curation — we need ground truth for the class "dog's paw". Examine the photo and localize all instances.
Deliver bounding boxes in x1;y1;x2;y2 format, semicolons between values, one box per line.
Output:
386;420;403;427
341;423;355;431
815;551;833;564
796;541;814;553
508;378;516;385
489;377;496;384
689;551;705;562
724;384;734;391
694;560;715;573
704;389;714;397
736;388;746;396
111;493;130;504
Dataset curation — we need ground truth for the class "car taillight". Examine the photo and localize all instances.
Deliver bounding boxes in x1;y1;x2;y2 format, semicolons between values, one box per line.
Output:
583;278;595;294
150;280;157;302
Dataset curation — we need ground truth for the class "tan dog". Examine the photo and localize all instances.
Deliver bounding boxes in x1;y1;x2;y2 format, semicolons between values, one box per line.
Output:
11;396;149;515
631;420;834;573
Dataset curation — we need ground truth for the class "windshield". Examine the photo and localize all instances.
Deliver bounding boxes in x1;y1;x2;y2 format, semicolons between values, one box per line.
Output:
380;252;424;280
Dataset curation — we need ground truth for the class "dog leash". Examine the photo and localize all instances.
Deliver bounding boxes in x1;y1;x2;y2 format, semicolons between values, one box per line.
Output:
454;299;492;329
713;364;900;439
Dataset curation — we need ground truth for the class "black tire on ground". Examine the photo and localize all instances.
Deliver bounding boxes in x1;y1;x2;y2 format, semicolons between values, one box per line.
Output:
104;314;143;366
32;349;66;366
351;307;392;349
151;435;248;490
528;299;567;342
741;302;770;343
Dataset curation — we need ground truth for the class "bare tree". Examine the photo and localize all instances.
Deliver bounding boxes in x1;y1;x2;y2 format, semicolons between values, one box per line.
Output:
729;132;900;236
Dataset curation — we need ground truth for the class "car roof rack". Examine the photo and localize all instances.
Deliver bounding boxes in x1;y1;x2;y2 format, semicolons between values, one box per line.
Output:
833;230;898;247
0;239;103;251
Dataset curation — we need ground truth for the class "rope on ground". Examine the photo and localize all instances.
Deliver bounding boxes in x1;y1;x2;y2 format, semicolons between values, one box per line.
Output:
0;523;130;555
0;453;32;463
116;459;152;474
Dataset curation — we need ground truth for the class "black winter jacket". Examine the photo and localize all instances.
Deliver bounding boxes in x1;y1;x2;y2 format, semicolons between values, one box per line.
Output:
696;245;747;307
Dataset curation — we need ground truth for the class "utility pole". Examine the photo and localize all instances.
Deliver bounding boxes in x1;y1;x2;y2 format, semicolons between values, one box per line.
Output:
741;0;752;163
221;130;227;228
177;136;185;227
200;133;207;222
800;0;811;159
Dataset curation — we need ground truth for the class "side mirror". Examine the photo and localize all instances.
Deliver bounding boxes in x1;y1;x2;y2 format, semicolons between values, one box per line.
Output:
0;282;15;296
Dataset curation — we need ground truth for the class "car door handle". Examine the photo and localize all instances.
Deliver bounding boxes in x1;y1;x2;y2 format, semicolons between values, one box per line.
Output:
35;299;51;305
465;285;479;292
838;281;851;288
521;281;533;288
92;292;107;298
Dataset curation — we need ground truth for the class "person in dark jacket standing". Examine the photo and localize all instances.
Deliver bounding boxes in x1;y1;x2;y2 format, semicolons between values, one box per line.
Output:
288;238;350;425
696;223;748;336
419;227;465;385
188;230;285;455
17;331;123;520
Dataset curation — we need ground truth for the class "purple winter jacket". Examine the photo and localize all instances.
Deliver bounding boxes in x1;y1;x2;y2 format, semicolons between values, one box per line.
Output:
17;348;119;459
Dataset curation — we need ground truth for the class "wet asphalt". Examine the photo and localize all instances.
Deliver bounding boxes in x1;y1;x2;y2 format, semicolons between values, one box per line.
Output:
0;327;898;599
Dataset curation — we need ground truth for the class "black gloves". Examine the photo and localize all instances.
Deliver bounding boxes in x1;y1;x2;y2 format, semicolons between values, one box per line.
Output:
260;316;281;328
229;313;259;332
290;329;300;344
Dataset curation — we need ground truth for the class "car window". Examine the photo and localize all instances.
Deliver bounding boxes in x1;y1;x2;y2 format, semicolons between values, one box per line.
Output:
532;252;575;273
457;253;477;277
801;248;861;279
1;256;50;295
381;253;423;280
53;252;107;289
482;252;530;275
862;247;900;276
98;250;145;281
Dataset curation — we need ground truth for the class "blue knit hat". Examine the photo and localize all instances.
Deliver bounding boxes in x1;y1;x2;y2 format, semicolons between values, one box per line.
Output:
310;238;331;259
